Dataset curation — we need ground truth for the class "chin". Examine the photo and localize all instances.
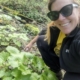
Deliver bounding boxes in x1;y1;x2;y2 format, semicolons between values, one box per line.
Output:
62;30;71;35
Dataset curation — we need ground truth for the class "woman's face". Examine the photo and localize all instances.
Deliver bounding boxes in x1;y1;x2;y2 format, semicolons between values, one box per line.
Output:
51;0;80;35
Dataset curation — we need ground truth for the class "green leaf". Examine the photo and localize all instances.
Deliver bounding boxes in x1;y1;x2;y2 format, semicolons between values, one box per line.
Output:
32;57;45;72
14;15;21;20
0;68;5;78
8;57;19;68
8;52;24;62
30;73;39;80
2;77;12;80
8;52;25;68
22;69;31;75
13;39;21;47
0;14;12;21
19;74;31;80
1;42;9;46
4;70;12;77
18;64;26;72
0;58;4;65
18;64;31;75
5;37;10;42
46;69;58;80
6;25;16;31
0;51;9;61
22;51;34;58
40;73;47;80
11;68;21;77
19;34;29;41
8;60;19;68
6;46;20;54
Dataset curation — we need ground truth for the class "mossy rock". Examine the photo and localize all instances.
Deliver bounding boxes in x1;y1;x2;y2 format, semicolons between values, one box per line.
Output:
25;24;39;35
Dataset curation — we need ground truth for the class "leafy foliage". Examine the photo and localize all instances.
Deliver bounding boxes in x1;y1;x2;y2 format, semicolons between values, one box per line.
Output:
0;16;58;80
0;1;58;79
0;25;29;51
25;24;39;36
0;0;49;23
0;46;58;80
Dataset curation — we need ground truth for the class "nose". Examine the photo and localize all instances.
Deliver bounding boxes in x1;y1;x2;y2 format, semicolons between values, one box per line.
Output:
58;13;66;21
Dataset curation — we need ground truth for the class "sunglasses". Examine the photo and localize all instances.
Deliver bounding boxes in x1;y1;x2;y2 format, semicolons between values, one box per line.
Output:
47;4;78;21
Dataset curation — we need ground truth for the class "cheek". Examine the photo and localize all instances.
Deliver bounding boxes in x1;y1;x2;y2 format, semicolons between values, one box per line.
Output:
72;10;79;22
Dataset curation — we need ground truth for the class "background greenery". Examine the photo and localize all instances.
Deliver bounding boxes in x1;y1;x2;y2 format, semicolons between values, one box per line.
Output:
0;0;49;23
0;0;59;80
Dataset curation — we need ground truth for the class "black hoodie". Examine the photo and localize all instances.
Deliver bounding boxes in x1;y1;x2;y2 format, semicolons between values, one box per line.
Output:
60;27;80;73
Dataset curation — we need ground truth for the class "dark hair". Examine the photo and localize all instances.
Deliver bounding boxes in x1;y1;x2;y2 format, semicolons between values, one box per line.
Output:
48;0;56;11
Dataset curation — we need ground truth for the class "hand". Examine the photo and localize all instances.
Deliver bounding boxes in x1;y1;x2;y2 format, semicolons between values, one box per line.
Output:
24;43;33;52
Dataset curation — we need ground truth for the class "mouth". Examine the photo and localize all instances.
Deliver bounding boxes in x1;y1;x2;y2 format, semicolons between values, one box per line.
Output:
60;22;71;27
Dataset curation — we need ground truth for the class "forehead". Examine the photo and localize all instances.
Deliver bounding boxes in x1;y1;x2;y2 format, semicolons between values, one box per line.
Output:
51;0;73;11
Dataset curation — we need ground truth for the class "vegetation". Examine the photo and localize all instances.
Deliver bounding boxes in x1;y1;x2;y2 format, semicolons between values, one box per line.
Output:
0;0;49;23
25;24;39;35
0;0;58;80
0;22;58;80
0;46;58;80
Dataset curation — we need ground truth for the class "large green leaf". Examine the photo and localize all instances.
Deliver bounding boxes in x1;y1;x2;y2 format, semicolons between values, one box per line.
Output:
0;51;9;61
17;74;31;80
4;70;12;77
21;51;34;58
30;72;39;80
2;77;12;80
8;55;23;68
0;68;5;78
32;56;46;73
11;68;21;77
6;46;20;54
13;39;21;47
44;69;58;80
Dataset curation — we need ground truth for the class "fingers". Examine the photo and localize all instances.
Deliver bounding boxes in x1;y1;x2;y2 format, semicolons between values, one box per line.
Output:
24;47;29;51
24;45;31;51
24;46;29;51
24;43;32;52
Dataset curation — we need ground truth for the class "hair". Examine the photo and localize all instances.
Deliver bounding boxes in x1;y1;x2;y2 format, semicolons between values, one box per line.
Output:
73;0;80;5
48;0;80;11
48;0;56;11
45;0;80;44
45;21;55;44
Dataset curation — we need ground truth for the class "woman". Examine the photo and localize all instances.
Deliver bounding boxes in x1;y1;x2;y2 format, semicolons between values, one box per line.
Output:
47;0;80;80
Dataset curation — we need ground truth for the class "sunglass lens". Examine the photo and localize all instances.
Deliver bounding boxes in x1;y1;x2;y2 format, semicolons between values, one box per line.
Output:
61;4;73;17
47;11;59;21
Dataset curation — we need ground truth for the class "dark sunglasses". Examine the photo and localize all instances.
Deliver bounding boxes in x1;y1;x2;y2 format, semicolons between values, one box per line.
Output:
47;4;78;21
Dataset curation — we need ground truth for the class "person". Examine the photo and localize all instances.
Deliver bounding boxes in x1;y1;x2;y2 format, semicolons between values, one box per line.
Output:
46;0;80;80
